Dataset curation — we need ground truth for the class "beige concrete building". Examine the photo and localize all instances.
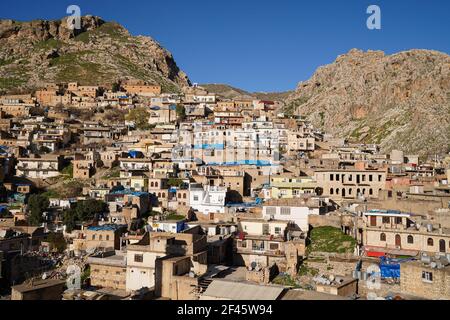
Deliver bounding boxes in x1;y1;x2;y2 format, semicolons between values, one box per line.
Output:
234;218;305;275
11;279;66;300
123;80;161;96
67;82;100;98
16;155;63;179
363;209;450;256
87;251;127;291
314;168;387;200
400;259;450;300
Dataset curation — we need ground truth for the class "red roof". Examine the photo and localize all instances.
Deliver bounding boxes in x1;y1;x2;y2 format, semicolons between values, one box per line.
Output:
366;251;385;258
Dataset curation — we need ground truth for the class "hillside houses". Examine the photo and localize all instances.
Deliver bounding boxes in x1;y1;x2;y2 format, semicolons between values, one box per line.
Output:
1;81;450;301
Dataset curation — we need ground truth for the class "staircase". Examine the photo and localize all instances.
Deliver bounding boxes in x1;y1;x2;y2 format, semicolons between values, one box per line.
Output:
197;278;213;293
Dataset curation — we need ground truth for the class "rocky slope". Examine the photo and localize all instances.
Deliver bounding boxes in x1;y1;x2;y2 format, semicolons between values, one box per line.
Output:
0;16;190;93
286;49;450;156
201;83;292;101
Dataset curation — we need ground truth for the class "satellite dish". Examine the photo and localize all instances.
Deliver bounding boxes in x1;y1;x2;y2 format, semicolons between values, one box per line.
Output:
42;273;47;280
250;262;257;270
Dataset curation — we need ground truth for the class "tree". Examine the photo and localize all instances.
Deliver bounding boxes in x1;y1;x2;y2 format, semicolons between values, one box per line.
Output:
39;146;52;154
63;199;108;232
47;232;67;253
167;178;184;188
74;199;107;222
112;82;121;93
130;218;144;232
176;104;186;121
125;107;150;130
28;194;49;226
62;209;77;233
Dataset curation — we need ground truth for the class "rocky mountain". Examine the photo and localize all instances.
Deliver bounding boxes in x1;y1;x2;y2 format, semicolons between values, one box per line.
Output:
200;83;292;101
286;49;450;156
0;16;190;93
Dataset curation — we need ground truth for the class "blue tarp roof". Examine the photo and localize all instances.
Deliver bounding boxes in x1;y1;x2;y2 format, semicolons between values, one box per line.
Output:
206;160;273;166
87;224;127;231
227;198;262;207
128;150;142;158
109;188;149;197
379;256;416;279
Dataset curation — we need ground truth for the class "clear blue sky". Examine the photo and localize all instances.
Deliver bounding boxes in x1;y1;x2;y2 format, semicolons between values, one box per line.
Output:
1;0;449;92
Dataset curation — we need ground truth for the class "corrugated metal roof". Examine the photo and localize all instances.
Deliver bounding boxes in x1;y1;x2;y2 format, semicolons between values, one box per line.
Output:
201;280;285;300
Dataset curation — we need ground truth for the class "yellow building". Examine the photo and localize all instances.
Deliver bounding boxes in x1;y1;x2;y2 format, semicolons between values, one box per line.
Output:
270;175;317;199
130;175;149;192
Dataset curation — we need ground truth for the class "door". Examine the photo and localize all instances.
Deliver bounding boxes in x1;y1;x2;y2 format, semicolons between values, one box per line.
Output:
395;234;401;247
439;239;446;253
370;216;377;227
263;224;270;235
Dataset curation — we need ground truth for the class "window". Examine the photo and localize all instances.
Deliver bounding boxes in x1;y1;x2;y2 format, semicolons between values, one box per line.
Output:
99;235;103;241
193;195;199;201
266;207;276;215
407;235;414;244
274;227;282;235
382;217;390;224
92;234;96;240
330;174;334;181
106;235;110;241
134;254;144;263
395;217;402;224
252;240;265;251
239;240;247;248
380;233;386;241
422;271;433;283
330;188;334;195
269;243;279;250
369;175;373;182
427;238;434;246
280;207;291;215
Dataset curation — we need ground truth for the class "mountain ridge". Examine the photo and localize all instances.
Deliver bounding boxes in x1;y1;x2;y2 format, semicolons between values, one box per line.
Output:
0;15;191;93
200;83;293;101
286;48;450;156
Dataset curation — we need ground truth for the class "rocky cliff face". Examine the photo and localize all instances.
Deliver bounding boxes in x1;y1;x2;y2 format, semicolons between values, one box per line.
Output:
0;16;190;93
286;49;450;156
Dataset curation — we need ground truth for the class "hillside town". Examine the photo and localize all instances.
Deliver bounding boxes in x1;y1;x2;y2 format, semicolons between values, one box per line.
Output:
0;79;449;301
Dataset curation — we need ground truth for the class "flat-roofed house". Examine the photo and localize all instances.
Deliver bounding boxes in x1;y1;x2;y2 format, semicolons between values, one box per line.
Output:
16;155;63;179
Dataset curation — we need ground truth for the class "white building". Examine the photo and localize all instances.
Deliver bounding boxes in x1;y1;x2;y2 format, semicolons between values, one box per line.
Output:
262;198;328;232
16;155;62;179
189;184;227;215
125;237;169;292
